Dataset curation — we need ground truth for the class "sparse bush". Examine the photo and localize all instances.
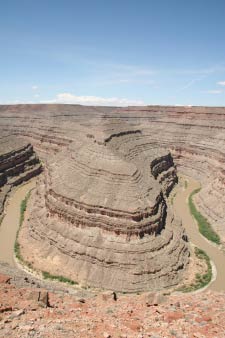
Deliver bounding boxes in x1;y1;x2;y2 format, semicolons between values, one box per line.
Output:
14;190;31;262
106;308;114;314
42;271;78;285
177;247;212;292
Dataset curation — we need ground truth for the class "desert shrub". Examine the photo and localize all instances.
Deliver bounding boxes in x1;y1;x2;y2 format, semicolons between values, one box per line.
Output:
42;271;78;285
177;247;212;292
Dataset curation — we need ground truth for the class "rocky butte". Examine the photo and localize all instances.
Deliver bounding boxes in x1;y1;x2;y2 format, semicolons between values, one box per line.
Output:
19;122;189;292
0;104;225;293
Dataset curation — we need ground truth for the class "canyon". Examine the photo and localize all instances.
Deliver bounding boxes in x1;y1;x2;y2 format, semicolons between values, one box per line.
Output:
0;134;42;217
0;104;225;337
19;123;189;292
0;104;224;292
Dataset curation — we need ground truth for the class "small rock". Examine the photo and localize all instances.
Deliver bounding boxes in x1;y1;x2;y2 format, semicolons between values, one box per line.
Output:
112;291;117;301
11;323;19;330
0;306;12;313
27;290;50;307
9;309;25;319
102;291;117;301
126;321;141;332
19;324;34;331
0;274;11;284
78;298;85;303
164;311;184;322
146;292;166;306
195;315;212;323
27;290;39;302
103;332;111;338
39;291;50;307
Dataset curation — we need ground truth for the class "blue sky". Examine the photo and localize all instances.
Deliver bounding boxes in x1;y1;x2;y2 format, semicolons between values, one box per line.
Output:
1;0;225;106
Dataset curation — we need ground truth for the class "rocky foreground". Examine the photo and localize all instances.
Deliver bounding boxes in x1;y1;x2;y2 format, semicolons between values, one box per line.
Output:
0;270;225;338
0;104;225;336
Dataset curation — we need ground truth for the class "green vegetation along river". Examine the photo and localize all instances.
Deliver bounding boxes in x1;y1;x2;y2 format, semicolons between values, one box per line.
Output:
173;176;225;291
0;181;36;267
0;177;225;292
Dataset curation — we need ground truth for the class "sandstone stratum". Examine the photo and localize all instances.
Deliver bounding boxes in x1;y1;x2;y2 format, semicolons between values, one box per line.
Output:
0;133;42;216
0;104;225;292
19;123;189;292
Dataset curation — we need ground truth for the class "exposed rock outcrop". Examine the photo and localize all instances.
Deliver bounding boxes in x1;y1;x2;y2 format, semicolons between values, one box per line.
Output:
0;269;225;338
0;104;224;291
0;134;42;214
18;123;189;292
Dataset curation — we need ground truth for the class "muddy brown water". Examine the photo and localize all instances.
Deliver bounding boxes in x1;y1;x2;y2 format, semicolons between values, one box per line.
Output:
174;176;225;291
0;181;36;267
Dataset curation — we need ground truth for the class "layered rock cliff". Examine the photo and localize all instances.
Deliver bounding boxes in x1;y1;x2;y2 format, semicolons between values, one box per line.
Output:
0;104;224;291
0;134;42;214
18;124;189;292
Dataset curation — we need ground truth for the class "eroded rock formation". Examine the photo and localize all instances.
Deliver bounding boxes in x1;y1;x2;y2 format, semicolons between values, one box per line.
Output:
17;123;189;292
0;104;224;291
0;134;42;214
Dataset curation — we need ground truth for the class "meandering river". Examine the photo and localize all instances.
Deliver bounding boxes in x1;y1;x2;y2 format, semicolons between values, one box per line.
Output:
173;176;225;291
0;180;36;267
0;177;224;291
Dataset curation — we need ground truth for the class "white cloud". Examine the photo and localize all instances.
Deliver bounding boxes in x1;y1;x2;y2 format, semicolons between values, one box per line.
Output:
174;65;225;75
176;77;203;93
131;69;154;76
118;79;130;83
217;81;225;86
0;100;23;104
103;63;155;76
204;90;223;94
49;93;145;106
32;85;38;90
88;62;155;86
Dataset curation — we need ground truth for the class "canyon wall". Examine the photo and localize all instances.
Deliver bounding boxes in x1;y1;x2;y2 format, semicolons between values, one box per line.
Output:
18;124;189;292
0;104;224;291
0;133;42;215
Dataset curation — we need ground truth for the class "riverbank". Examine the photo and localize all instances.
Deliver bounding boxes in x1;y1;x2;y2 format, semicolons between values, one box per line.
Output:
0;181;36;267
173;175;225;292
1;175;225;293
0;181;95;297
